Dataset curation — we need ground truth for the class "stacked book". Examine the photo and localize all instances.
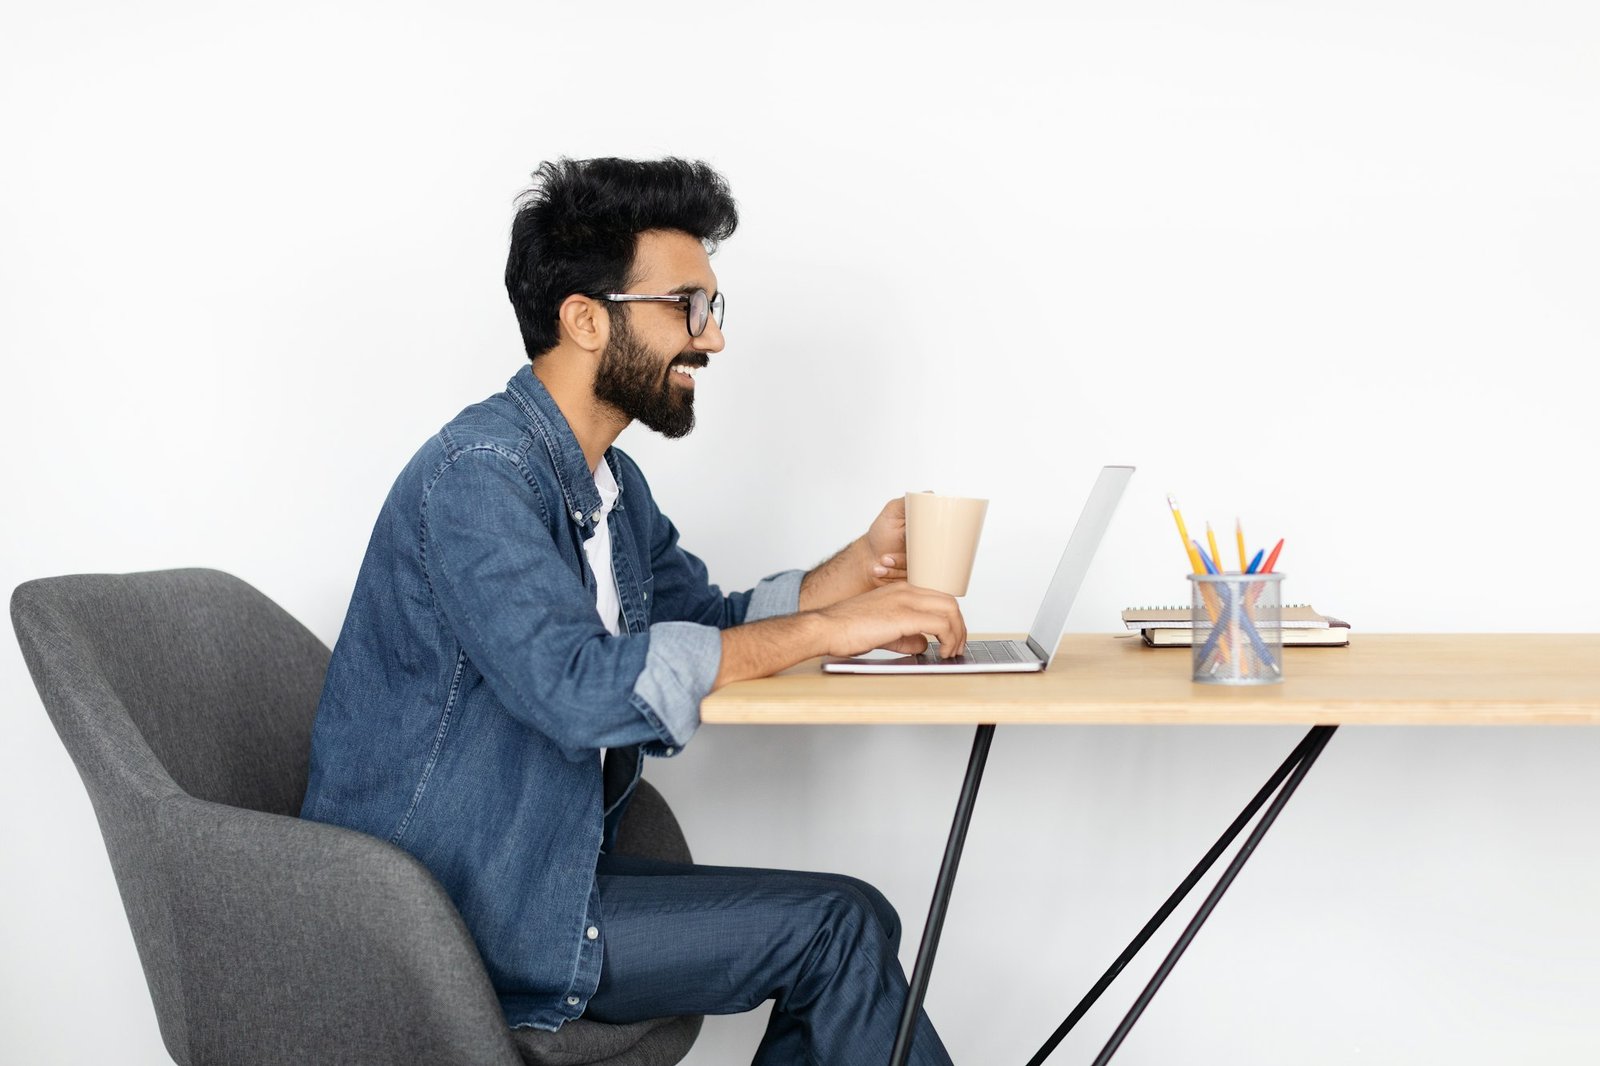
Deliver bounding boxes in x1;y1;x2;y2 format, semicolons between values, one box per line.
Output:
1121;605;1351;647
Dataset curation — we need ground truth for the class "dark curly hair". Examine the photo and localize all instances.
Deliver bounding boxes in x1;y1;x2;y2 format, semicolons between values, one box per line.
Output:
505;157;739;360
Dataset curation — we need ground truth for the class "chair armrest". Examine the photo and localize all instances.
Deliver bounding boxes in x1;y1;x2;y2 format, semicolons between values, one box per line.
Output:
155;794;521;1066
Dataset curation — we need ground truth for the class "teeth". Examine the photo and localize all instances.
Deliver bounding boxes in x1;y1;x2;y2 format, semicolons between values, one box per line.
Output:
674;365;698;379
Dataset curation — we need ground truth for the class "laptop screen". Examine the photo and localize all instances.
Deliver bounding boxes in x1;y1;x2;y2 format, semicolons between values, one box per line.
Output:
1025;465;1135;664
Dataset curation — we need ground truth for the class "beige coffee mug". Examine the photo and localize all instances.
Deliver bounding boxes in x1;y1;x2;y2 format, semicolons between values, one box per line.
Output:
905;492;989;597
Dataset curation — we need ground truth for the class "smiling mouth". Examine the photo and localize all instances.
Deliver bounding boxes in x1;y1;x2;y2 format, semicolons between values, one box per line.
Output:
669;357;706;386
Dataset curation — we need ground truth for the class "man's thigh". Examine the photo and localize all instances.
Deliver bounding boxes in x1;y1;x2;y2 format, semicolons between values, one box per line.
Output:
585;855;899;1025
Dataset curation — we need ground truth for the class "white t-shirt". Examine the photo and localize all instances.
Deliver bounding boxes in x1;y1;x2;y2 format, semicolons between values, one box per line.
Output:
585;458;622;637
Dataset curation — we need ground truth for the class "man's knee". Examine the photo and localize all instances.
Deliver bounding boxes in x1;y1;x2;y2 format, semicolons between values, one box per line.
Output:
828;876;902;953
805;885;899;977
859;881;903;951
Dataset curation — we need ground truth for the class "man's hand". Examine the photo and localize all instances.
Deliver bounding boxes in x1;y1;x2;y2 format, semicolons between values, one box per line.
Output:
798;497;913;612
864;497;908;587
815;583;967;659
714;583;968;690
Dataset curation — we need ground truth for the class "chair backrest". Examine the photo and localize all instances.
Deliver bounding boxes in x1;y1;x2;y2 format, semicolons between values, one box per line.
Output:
12;568;331;817
12;568;333;1062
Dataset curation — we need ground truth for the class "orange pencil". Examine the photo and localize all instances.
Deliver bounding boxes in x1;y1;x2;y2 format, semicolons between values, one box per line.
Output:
1261;538;1285;573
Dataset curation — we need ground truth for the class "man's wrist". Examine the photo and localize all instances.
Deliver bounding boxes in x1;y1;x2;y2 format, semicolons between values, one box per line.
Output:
799;536;874;611
848;536;875;584
714;611;833;690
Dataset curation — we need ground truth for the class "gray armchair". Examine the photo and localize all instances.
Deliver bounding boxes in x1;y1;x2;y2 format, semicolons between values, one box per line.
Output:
11;568;701;1066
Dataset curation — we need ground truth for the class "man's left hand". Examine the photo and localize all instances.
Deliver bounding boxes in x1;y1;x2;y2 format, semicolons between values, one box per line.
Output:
864;497;908;587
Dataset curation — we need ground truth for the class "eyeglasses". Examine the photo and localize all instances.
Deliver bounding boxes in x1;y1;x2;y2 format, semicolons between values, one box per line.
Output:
592;289;725;338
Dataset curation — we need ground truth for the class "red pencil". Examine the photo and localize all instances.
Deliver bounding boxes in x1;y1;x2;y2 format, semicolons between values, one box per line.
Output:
1261;538;1285;573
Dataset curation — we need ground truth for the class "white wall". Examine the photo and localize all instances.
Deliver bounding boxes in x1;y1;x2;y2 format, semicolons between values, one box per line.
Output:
4;1;1598;1062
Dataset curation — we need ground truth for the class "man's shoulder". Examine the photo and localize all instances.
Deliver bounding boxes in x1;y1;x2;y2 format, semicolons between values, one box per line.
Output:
384;390;545;503
438;388;536;457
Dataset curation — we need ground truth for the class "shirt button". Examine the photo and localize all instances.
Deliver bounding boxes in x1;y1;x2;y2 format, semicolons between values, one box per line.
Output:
664;747;676;756
592;510;601;522
567;996;580;1006
571;510;583;522
586;926;599;940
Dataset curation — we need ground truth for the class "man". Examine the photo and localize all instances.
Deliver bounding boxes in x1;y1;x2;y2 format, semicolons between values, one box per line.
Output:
301;157;965;1065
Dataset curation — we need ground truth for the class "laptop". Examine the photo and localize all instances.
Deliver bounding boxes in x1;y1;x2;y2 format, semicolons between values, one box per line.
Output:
822;465;1134;674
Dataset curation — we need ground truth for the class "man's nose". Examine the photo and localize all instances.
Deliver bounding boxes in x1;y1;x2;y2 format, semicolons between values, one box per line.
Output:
694;316;725;353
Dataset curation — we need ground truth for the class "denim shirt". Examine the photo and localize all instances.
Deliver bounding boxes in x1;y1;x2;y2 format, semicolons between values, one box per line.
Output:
300;365;803;1030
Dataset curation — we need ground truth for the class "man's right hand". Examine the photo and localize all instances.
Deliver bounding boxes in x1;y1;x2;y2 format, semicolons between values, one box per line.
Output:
814;583;968;660
713;584;968;691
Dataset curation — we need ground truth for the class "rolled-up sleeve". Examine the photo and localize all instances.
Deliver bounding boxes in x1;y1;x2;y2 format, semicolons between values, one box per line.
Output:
629;621;723;755
627;570;800;757
745;569;804;622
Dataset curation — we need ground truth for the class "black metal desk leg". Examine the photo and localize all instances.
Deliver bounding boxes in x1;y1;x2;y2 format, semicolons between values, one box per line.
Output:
1026;726;1326;1066
1090;724;1339;1066
889;723;996;1066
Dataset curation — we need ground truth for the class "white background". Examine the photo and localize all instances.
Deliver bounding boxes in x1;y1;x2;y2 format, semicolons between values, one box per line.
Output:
4;1;1599;1063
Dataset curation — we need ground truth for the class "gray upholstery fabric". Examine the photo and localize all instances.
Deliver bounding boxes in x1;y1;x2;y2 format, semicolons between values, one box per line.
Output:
511;1016;703;1066
613;773;694;865
12;568;701;1066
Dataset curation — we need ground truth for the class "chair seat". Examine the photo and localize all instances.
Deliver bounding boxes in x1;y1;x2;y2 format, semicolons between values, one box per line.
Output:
510;1014;702;1066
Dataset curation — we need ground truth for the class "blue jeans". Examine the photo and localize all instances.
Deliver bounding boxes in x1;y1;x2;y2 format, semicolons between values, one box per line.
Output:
586;854;955;1066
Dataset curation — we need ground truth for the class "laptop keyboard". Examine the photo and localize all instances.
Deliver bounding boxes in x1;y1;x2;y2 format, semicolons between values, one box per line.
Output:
921;640;1026;664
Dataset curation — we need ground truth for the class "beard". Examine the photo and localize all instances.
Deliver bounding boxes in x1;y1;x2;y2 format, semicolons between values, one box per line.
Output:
592;311;697;439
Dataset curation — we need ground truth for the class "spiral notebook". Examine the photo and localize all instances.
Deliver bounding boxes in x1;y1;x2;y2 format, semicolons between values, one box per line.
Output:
1122;604;1351;647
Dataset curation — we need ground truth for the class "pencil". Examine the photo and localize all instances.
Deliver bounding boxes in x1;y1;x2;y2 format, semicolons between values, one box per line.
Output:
1206;523;1222;576
1167;494;1204;574
1236;519;1248;572
1262;538;1285;573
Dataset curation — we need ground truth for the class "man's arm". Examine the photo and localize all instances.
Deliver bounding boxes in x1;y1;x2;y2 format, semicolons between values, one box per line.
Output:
798;497;910;612
714;583;968;690
798;538;876;612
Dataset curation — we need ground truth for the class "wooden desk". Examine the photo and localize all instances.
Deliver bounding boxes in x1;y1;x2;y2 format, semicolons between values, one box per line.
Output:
699;633;1600;1066
704;633;1600;725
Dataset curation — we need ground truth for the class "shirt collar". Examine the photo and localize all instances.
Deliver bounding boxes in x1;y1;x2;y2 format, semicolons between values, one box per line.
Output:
504;364;625;534
593;452;621;516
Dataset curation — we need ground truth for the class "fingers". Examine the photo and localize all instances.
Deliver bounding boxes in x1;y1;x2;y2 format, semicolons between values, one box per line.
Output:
893;585;966;658
826;582;966;660
936;620;967;658
879;634;930;655
871;553;908;582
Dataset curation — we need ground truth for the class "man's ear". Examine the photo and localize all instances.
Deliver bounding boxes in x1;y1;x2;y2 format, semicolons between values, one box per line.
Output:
558;294;608;354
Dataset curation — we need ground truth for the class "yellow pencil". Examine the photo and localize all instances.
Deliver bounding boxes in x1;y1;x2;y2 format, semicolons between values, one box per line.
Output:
1167;494;1204;574
1206;522;1222;576
1236;518;1248;572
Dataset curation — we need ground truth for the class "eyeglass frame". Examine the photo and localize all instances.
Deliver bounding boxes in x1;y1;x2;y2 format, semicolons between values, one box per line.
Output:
590;289;725;338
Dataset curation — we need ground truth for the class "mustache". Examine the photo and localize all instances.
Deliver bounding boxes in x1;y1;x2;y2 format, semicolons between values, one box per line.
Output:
671;354;710;369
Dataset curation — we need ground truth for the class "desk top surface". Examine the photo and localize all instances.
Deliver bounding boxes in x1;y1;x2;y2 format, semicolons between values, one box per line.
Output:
699;634;1600;725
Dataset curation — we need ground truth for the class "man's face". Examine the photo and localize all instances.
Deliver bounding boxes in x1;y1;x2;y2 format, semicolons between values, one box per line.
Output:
592;229;724;439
